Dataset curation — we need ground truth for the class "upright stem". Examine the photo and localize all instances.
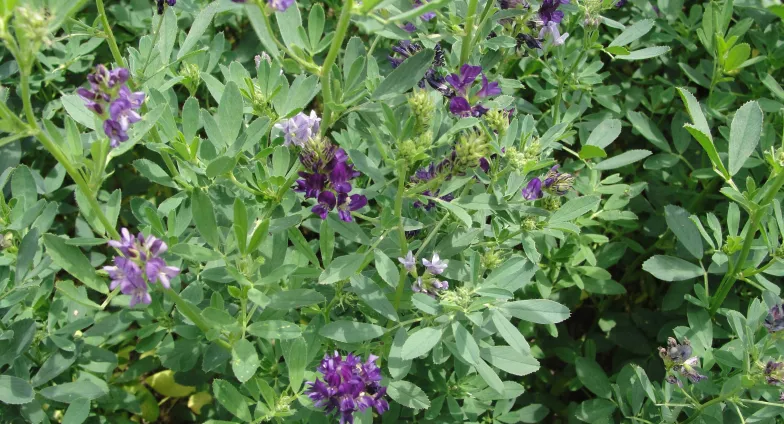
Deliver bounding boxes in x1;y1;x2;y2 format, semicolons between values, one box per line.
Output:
710;170;784;315
95;0;127;68
320;0;354;133
460;0;479;65
20;71;120;240
393;162;408;310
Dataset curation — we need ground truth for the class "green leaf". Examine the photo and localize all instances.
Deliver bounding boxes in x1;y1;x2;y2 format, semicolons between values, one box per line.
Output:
578;145;607;160
61;94;97;130
284;338;307;392
267;289;325;309
39;379;108;403
231;339;260;384
372;49;435;99
388;327;413;380
374;250;400;288
723;43;750;72
318;321;385;343
386;380;430;410
191;190;220;248
0;375;34;404
677;88;728;178
728;101;762;176
318;253;364;285
62;398;90;424
500;300;570;324
642;255;703;281
434;197;472;227
550;196;600;223
178;2;218;59
480;346;540;376
491;310;530;355
575;357;612;398
12;165;37;207
452;322;480;365
16;228;39;282
217;82;244;145
616;46;670;60
594;150;652;170
206;156;236;179
627;111;670;152
0;319;36;367
32;349;78;387
247;320;302;340
276;0;305;48
133;159;175;187
212;379;252;422
43;234;107;294
169;243;222;262
401;327;443;360
233;198;248;255
608;19;654;47
665;205;703;259
575;398;616;421
475;359;505;395
350;275;399;322
307;4;325;49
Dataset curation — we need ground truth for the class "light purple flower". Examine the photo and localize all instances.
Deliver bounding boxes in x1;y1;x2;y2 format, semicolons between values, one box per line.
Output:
398;251;416;272
274;111;321;147
104;257;150;307
78;65;145;148
539;22;569;46
269;0;295;12
103;119;128;148
422;253;447;275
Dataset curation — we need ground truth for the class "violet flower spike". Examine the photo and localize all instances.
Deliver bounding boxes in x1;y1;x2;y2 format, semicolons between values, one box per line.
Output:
538;0;569;25
522;178;543;200
275;111;321;147
445;64;482;97
422;253;447;275
398;251;416;272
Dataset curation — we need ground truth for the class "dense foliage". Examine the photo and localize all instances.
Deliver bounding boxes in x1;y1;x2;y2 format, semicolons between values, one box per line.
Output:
1;0;784;423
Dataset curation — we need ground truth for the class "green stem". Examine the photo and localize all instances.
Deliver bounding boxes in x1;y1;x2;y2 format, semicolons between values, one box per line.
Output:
681;391;739;424
393;162;409;311
459;0;479;65
95;0;127;68
320;0;354;133
20;71;120;240
710;170;784;315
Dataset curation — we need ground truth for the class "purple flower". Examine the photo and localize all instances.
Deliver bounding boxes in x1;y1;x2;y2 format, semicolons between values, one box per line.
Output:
401;22;417;32
269;0;295;12
275;111;321;147
765;304;784;332
539;22;569;46
659;337;707;385
156;0;176;14
445;64;482;97
765;361;784;385
499;0;528;9
522;178;543;200
78;65;145;148
422;253;447;275
336;193;367;222
538;0;569;25
399;251;416;272
477;74;501;98
413;0;436;21
542;165;575;195
312;191;337;220
104;229;180;307
517;33;542;50
306;352;389;424
412;275;449;297
615;0;627;6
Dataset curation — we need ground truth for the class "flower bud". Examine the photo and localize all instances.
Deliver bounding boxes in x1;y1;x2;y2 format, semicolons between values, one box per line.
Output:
506;147;529;172
481;249;503;269
408;90;435;134
455;131;490;171
485;109;510;135
542;195;561;211
523;216;538;231
523;139;541;160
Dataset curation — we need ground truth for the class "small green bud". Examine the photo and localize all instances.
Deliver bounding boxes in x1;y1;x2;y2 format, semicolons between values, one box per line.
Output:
506;147;528;172
408;90;435;134
481;250;503;270
485;109;510;136
179;62;201;95
775;245;784;259
542;195;561;211
776;148;784;168
722;235;743;255
0;233;13;251
13;6;51;68
455;131;490;171
398;139;418;163
523;139;541;160
414;131;432;150
523;216;538;231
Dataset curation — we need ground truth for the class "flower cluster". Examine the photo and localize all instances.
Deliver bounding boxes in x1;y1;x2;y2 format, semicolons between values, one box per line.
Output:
156;0;176;15
78;65;145;148
104;229;180;307
538;0;570;46
388;41;449;95
306;352;389;424
659;337;707;387
765;360;784;385
522;165;575;200
274;111;321;147
295;137;367;222
764;304;784;332
446;64;501;117
399;252;449;297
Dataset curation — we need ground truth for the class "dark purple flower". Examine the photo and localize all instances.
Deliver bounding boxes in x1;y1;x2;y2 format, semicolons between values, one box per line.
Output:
542;165;575;195
336;193;367;222
499;0;528;8
445;64;482;96
517;33;542;50
414;0;436;20
156;0;175;14
538;0;569;25
295;172;327;198
766;361;784;385
765;304;784;332
103;119;128;147
401;22;417;32
615;0;627;6
306;352;389;424
522;178;543;200
313;191;337;219
269;0;295;12
477;74;501;98
659;337;707;385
